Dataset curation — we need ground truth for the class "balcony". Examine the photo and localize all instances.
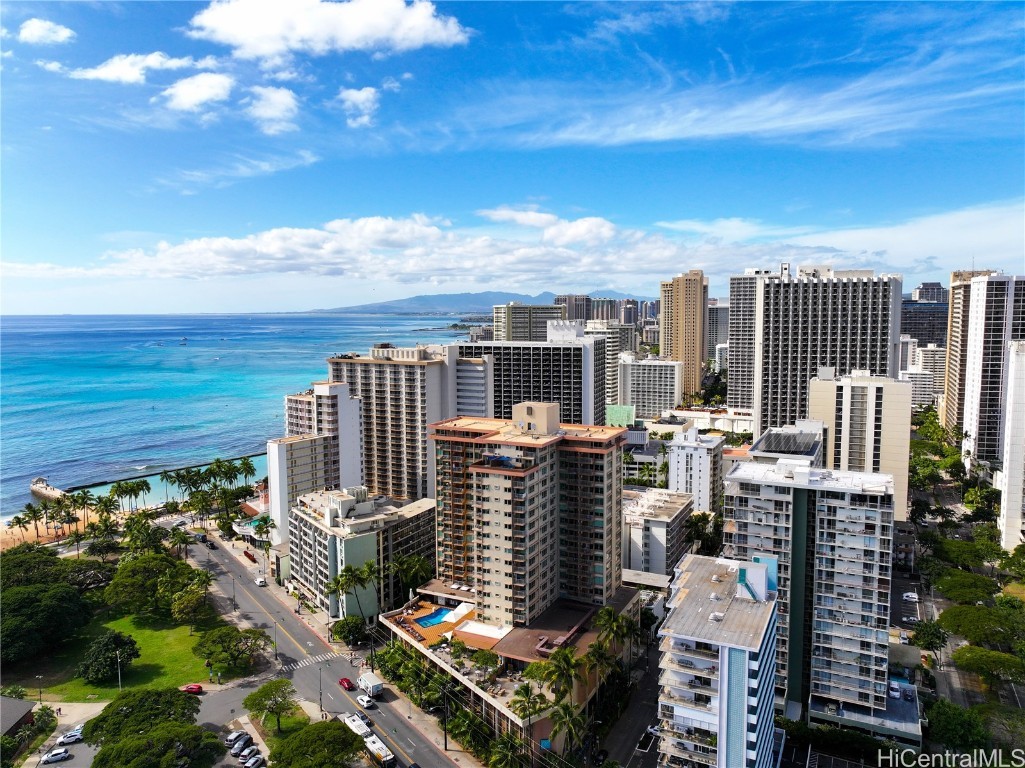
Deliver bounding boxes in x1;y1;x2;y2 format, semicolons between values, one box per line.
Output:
659;740;717;766
663;656;719;679
660;638;719;660
660;687;714;711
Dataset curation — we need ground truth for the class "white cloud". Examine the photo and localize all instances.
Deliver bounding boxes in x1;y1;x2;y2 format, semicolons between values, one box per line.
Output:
4;202;1020;304
60;52;217;85
656;217;815;241
245;86;299;134
36;60;65;73
163;149;320;190
338;86;379;128
18;19;75;45
477;206;560;229
187;0;469;64
159;72;234;111
381;76;402;92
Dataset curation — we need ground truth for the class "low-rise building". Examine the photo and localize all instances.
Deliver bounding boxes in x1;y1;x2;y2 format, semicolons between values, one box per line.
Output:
622;488;696;576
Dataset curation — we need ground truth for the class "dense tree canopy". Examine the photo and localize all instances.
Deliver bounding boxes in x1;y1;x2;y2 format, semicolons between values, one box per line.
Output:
952;645;1025;686
934;570;1001;605
0;582;91;665
927;700;989;750
77;631;141;684
104;552;196;615
938;605;1025;648
91;722;223;768
83;689;201;745
192;626;269;671
269;721;362;768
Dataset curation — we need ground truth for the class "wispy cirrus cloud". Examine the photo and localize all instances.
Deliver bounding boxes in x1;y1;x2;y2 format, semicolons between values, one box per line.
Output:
159;149;320;191
18;18;75;44
6;201;1020;296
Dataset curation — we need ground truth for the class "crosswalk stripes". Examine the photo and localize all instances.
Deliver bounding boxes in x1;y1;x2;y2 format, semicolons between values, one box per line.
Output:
281;651;341;672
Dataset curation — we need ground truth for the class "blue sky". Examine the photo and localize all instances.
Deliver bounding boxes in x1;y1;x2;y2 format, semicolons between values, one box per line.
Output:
1;1;1022;314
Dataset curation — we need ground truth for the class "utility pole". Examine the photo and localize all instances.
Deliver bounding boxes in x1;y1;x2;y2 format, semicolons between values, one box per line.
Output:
442;683;450;750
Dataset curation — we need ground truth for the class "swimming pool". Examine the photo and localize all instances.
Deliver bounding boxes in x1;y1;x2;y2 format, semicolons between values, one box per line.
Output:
415;607;452;628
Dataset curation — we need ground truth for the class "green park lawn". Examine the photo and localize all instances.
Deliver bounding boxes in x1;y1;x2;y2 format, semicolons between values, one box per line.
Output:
6;608;225;702
251;706;310;754
1003;582;1025;600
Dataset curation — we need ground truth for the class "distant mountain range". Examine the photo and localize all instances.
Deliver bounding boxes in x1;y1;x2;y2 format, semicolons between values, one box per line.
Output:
317;290;656;315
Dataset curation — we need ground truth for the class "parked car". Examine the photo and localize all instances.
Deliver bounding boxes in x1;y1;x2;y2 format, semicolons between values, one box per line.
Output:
903;689;915;702
902;616;919;624
230;734;254;756
244;757;265;768
888;681;901;699
899;632;909;645
238;745;260;763
902;592;919;602
254;576;268;587
357;694;376;709
592;749;609;766
339;677;356;691
243;550;257;563
205;540;217;549
355;711;372;728
224;730;248;746
41;748;71;764
646;725;662;736
182;683;203;694
55;731;84;745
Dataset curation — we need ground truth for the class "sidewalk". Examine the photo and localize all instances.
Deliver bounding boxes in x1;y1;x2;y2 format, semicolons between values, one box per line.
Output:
26;700;107;767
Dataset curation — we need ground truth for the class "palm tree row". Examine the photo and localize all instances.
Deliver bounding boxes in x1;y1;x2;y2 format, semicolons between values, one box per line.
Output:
159;455;258;503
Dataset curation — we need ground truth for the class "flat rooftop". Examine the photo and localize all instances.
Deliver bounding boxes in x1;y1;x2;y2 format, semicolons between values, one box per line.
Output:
661;555;776;651
808;681;922;738
726;461;894;495
750;430;820;457
623;488;693;521
431;416;625;446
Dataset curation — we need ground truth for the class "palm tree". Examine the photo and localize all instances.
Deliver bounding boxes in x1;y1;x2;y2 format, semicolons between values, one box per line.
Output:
387;554;434;601
582;641;617;710
637;461;655;485
65;530;87;559
21;502;44;541
109;482;129;514
489;732;525;768
168;526;192;560
510;682;549;744
71;489;95;528
238;456;257;491
549;701;586;757
539;646;584;704
7;514;28;542
328;564;378;669
159;470;176;502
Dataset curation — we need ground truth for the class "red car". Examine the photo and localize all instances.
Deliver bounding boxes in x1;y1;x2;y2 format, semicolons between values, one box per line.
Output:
338;677;356;691
182;684;203;694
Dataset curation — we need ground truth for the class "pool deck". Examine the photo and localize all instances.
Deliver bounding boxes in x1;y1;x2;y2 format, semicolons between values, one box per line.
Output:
393;600;477;646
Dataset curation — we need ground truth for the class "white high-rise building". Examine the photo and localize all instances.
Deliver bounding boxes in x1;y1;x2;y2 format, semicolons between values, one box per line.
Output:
961;273;1025;465
723;461;895;733
267;382;362;542
727;264;902;436
586;320;637;406
899;367;937;408
618;352;684;419
808;370;912;520
658;554;778;768
941;270;998;436
898;334;918;372
667;427;725;513
913;344;947;396
493;302;567;341
997;341;1025;551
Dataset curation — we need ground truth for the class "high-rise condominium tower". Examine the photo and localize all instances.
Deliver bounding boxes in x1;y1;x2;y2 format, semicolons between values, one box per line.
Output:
960;273;1025;464
727;264;902;436
493;302;567;341
808;370;912;520
706;298;730;360
431;402;625;626
660;270;709;396
997;341;1025;551
723;461;895;731
555;294;593;321
941;270;997;436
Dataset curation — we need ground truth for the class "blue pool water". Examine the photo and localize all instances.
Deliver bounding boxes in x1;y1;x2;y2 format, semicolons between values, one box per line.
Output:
415;607;452;628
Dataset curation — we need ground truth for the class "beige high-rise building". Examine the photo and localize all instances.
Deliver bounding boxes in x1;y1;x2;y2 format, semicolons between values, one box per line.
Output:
431;402;626;626
941;270;996;435
808;369;912;520
493;302;567;341
660;270;708;396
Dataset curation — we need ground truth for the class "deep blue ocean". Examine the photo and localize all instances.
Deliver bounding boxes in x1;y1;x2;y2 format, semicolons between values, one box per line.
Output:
0;314;465;517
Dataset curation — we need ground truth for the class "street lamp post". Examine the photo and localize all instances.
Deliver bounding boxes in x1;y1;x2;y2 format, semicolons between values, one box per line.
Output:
231;575;237;611
273;620;279;661
116;650;123;691
35;675;43;703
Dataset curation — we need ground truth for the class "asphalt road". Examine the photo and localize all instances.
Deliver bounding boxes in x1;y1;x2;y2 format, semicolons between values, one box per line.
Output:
196;537;458;768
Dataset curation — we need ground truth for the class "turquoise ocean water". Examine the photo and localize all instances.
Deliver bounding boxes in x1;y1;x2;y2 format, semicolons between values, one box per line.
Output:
0;314;464;517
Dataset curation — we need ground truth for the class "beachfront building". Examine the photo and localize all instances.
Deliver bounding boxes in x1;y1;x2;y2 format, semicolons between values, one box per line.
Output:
493;302;567;342
722;460;904;744
328;345;447;501
660;271;709;397
997;341;1025;551
618;352;685;419
727;264;902;437
667;428;725;513
808;370;912;520
622;488;695;576
287;486;436;619
267;382;363;544
658;554;778;768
